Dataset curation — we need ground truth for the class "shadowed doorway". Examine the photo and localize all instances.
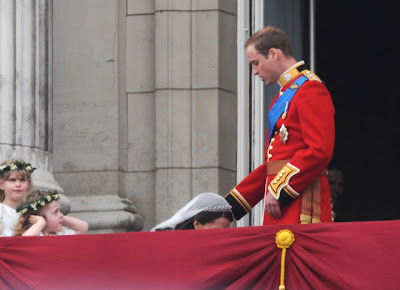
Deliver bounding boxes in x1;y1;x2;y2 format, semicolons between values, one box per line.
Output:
316;2;400;221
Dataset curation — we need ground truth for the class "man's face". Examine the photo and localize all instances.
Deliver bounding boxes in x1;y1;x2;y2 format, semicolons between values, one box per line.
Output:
246;44;280;85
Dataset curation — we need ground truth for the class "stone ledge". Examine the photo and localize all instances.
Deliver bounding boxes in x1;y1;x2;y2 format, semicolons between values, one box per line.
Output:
69;211;143;233
68;195;144;233
69;195;138;213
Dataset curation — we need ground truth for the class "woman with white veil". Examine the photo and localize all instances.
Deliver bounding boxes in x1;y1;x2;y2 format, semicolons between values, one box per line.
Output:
151;193;233;231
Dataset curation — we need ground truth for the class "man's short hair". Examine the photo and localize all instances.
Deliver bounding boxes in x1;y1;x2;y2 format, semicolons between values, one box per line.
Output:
245;26;293;58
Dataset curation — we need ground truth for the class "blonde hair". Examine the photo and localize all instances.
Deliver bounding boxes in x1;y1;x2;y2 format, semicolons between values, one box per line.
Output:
13;189;50;236
0;158;33;202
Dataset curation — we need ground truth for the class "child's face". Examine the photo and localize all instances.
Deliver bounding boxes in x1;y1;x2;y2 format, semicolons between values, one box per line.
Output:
42;200;63;234
0;171;29;203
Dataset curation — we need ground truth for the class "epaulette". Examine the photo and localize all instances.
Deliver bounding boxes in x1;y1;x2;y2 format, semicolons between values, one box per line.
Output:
301;70;321;82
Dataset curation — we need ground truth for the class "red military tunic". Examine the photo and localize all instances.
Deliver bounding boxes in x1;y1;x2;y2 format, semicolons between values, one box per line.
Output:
225;62;335;225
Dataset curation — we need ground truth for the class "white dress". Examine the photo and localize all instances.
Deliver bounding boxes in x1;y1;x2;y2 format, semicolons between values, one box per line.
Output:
39;226;76;236
0;203;20;237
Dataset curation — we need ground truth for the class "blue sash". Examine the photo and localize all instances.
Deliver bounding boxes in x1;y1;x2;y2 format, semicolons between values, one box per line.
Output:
267;75;308;142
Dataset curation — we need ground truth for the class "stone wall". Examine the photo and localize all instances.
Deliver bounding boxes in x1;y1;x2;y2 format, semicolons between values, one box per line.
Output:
154;1;238;225
52;0;237;231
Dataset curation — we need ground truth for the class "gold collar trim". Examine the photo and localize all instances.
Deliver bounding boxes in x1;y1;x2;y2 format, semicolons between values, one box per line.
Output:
277;61;305;88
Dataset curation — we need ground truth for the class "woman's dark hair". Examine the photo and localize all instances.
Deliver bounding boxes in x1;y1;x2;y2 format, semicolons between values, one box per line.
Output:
174;210;233;230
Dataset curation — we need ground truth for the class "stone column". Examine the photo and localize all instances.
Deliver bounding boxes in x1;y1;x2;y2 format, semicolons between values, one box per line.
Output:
154;2;237;225
0;0;67;210
121;0;156;231
0;0;16;152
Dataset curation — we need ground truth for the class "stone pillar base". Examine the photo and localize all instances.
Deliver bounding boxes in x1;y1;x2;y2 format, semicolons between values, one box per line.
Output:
68;195;144;233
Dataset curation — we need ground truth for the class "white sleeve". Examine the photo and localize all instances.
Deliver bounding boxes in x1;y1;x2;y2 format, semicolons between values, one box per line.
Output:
57;226;76;235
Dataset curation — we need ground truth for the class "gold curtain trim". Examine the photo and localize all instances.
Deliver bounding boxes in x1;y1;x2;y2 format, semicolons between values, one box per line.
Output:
276;229;295;290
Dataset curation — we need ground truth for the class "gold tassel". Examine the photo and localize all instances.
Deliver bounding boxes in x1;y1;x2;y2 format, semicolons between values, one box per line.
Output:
276;229;295;290
300;213;312;224
312;217;321;223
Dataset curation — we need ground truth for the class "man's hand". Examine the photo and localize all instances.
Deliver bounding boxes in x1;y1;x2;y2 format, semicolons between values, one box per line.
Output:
265;192;281;219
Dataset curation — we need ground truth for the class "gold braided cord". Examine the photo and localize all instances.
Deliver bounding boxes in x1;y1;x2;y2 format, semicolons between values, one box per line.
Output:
279;248;287;290
276;229;295;290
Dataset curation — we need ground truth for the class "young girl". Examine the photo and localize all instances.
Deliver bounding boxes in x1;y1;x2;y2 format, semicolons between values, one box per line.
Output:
0;158;35;237
14;189;89;236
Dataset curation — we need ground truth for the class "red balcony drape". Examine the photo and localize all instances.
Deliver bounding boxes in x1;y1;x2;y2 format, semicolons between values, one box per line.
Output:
1;220;399;289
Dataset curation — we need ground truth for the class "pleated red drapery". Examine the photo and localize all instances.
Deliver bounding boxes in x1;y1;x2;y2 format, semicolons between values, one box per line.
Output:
1;220;399;289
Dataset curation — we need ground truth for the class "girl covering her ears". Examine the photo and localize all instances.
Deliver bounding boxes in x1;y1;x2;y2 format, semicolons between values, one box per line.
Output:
14;189;89;236
0;158;35;237
151;192;233;231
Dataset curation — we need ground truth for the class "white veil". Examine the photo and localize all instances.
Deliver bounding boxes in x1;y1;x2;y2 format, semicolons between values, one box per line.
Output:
150;192;232;231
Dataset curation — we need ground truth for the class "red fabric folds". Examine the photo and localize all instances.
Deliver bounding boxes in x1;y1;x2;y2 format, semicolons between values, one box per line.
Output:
0;220;399;289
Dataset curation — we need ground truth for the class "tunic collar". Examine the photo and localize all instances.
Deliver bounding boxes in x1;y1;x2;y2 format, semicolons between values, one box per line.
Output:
277;60;305;88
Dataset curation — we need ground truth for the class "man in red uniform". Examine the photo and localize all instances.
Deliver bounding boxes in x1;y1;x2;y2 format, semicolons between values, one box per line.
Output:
225;26;335;225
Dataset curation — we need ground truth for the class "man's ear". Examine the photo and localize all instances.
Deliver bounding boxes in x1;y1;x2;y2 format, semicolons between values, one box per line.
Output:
269;48;281;61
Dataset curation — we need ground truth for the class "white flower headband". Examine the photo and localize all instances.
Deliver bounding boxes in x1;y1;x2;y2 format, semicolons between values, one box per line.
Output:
0;161;36;174
17;191;61;214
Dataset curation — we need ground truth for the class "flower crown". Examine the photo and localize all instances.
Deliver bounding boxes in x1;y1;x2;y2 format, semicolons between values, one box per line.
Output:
17;191;61;214
0;161;36;174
